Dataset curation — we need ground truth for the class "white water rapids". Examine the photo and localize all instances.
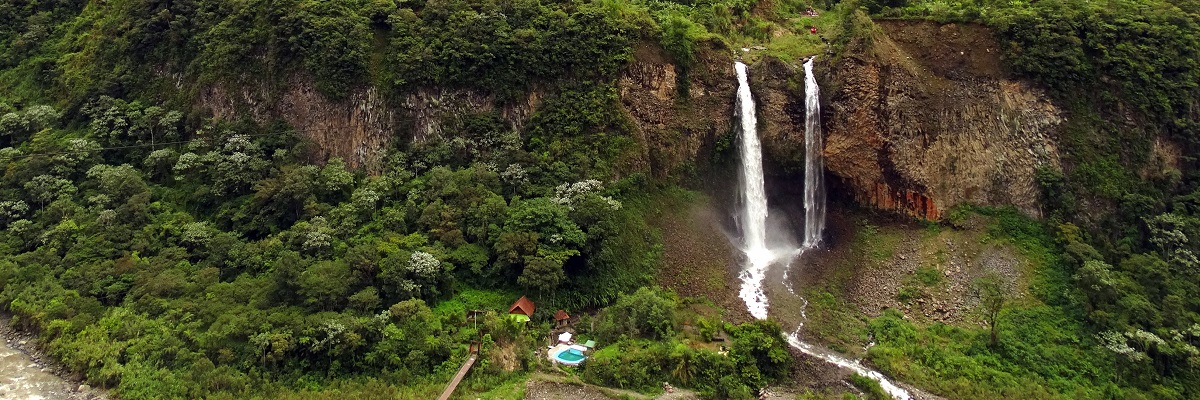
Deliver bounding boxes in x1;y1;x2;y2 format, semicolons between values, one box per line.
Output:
733;58;912;400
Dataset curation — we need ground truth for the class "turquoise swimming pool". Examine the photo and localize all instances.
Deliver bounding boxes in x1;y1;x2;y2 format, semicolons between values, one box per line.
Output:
553;348;586;365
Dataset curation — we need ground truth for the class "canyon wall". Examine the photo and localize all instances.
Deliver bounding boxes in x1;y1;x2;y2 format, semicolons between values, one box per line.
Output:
618;44;736;178
198;77;538;172
196;21;1063;220
821;21;1062;219
199;76;395;171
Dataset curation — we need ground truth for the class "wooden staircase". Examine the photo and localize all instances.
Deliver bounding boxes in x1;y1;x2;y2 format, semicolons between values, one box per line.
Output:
436;342;480;400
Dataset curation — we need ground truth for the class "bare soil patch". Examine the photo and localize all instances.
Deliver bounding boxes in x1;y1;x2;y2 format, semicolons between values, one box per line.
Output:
875;20;1007;80
653;196;751;323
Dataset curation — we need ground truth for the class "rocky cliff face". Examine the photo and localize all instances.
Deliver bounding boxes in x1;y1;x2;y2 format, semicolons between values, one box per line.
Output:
617;44;811;183
197;22;1061;220
618;44;737;178
749;58;807;177
200;76;395;171
820;21;1062;219
198;76;538;172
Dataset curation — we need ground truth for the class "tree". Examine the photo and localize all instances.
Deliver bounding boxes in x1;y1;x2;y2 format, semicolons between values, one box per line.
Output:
726;319;793;384
517;255;567;294
973;273;1009;348
1146;213;1199;273
0;105;59;146
86;164;148;202
670;344;696;386
599;287;678;341
317;158;355;202
25;175;76;208
298;260;354;310
499;197;585;293
270;251;307;304
348;287;381;314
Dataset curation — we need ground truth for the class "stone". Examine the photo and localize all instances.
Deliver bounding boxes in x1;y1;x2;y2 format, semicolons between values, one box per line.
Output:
822;21;1061;221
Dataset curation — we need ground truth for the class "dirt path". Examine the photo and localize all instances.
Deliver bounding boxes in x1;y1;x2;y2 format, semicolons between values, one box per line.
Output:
524;373;699;400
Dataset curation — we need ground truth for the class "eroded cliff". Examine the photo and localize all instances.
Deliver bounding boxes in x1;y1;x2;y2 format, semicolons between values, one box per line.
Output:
198;76;539;172
200;77;395;171
821;21;1062;219
196;21;1063;221
618;44;737;178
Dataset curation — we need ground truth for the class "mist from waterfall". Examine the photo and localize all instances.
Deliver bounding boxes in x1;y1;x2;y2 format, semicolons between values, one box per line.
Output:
734;61;776;320
732;58;911;399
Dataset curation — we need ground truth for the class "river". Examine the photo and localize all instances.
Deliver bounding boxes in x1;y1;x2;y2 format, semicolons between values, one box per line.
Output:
0;317;103;400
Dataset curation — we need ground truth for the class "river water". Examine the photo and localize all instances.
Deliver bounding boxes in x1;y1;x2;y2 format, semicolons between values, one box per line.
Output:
0;345;76;400
0;317;99;400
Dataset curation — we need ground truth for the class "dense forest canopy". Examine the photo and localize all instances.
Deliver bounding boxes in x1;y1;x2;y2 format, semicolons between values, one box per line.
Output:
0;0;1199;398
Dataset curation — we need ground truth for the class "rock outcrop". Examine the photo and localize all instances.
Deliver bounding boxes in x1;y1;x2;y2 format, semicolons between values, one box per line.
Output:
199;76;395;171
198;77;539;172
197;22;1062;221
821;21;1062;219
618;43;738;178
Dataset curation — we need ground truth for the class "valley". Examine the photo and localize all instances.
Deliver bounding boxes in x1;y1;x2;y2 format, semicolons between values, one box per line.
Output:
0;0;1197;398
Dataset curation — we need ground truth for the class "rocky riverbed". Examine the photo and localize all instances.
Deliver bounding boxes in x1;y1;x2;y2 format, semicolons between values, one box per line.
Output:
0;316;106;400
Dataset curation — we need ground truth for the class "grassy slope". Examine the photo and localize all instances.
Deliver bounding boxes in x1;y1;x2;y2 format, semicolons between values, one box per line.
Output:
793;208;1113;399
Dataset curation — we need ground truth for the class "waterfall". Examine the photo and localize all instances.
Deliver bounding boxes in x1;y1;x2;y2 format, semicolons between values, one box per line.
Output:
802;58;826;248
732;59;912;399
734;61;774;320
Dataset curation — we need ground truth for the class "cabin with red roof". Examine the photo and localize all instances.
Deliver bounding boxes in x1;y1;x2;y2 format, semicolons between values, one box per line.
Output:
508;296;535;322
554;309;571;328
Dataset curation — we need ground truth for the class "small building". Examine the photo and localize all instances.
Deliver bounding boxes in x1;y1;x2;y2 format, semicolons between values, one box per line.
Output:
553;309;571;328
508;295;535;323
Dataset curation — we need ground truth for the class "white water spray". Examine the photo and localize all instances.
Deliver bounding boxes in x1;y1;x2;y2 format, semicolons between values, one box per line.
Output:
734;61;775;320
802;58;826;248
732;58;912;399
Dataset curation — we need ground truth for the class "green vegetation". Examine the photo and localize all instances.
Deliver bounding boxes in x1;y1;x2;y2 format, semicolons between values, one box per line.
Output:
848;374;889;400
0;0;672;391
0;82;681;395
1;0;1198;398
862;209;1112;399
0;0;822;398
862;207;1200;399
579;288;793;399
830;0;1200;396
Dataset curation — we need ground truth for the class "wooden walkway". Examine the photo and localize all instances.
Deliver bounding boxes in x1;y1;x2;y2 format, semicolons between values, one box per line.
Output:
436;344;480;400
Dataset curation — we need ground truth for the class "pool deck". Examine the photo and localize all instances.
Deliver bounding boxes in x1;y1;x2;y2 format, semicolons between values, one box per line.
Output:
547;343;571;363
547;343;590;366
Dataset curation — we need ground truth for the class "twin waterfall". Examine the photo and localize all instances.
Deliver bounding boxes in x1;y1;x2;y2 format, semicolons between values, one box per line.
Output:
734;58;913;400
733;58;824;320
